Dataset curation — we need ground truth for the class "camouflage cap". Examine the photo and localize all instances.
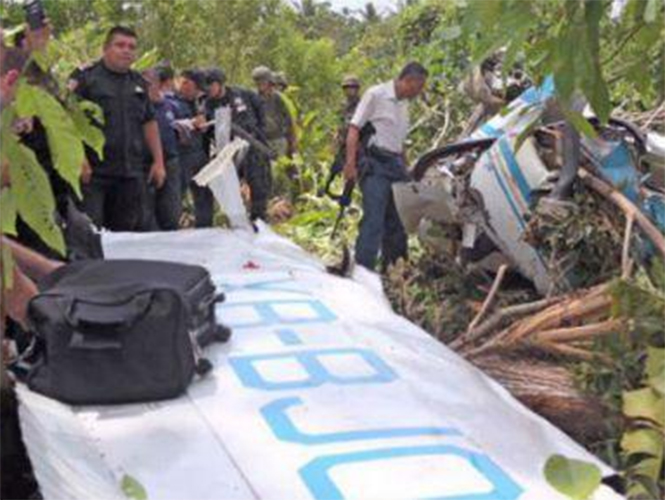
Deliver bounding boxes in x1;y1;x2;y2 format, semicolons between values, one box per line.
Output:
342;75;361;88
252;65;273;82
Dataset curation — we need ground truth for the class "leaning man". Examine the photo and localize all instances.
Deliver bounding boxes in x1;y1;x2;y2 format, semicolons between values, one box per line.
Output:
343;62;428;271
69;26;165;231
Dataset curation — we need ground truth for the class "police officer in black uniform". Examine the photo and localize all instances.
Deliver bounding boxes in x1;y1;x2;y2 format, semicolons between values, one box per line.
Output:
172;69;210;227
69;26;165;232
204;68;271;220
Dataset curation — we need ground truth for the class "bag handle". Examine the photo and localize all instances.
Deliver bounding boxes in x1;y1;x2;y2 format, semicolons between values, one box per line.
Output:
65;292;152;330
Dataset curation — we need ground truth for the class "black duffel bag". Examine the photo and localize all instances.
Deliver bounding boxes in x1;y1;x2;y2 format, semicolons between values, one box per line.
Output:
25;260;230;405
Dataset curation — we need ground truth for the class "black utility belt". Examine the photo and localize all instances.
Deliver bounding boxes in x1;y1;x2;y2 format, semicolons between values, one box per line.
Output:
368;145;403;159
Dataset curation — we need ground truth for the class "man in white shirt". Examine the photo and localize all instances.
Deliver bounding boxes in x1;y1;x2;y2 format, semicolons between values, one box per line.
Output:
343;62;428;271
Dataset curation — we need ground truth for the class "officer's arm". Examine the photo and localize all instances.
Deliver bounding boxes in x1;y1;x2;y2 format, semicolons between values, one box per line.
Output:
343;125;360;181
343;90;373;181
144;121;163;161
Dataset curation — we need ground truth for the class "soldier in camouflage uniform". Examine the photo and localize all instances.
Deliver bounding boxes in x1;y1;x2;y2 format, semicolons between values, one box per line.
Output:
252;66;296;160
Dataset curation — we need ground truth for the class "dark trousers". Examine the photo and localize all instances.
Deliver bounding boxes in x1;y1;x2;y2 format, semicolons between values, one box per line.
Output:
355;151;408;271
82;175;146;232
143;158;182;231
182;150;214;228
240;147;272;220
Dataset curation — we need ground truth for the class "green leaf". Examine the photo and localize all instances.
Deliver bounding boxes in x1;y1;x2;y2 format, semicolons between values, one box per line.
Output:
0;188;18;236
5;134;64;256
623;387;665;427
134;48;160;72
121;474;147;500
622;428;664;489
646;347;665;395
644;0;658;23
544;455;602;500
2;243;14;291
561;108;598;139
69;100;105;159
15;82;84;197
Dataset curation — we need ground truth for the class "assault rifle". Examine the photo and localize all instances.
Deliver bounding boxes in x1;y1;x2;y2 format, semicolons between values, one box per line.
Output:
321;122;375;240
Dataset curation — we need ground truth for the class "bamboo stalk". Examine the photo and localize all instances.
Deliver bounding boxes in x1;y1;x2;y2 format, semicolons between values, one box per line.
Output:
531;318;626;344
503;286;611;344
534;341;612;364
453;297;561;350
466;284;612;357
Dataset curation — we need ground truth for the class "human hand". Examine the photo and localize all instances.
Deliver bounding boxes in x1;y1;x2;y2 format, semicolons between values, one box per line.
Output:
342;160;357;182
80;159;92;184
148;161;166;189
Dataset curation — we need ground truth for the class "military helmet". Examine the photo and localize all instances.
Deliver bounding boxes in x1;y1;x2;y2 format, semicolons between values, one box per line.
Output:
252;66;273;82
271;71;288;87
342;75;361;88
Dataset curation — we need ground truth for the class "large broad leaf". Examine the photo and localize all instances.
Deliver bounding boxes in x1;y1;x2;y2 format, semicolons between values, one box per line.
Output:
622;427;664;491
582;0;612;123
561;108;598;139
15;82;84;197
624;387;665;427
5;134;64;256
0;188;18;236
544;455;602;500
68;99;105;159
646;347;665;395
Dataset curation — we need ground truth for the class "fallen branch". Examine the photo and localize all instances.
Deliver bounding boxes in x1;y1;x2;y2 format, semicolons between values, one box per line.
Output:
466;264;508;333
622;214;635;279
579;169;665;260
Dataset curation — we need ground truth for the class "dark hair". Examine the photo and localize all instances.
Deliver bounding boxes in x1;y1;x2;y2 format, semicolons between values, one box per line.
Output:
155;64;175;82
181;69;206;90
398;62;428;80
205;68;226;85
104;26;138;47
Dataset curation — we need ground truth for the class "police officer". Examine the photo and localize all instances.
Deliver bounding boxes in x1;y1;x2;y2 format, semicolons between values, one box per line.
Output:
69;26;166;232
344;62;428;271
172;69;210;227
142;68;182;231
252;66;296;159
204;68;271;220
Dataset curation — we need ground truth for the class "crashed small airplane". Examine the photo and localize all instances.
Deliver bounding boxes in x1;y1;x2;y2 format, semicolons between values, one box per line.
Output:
395;76;665;295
